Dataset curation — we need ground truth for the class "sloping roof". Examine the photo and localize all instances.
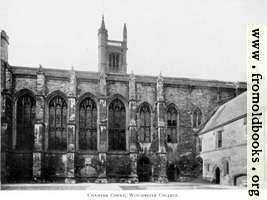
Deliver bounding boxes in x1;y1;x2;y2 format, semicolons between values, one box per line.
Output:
199;91;247;134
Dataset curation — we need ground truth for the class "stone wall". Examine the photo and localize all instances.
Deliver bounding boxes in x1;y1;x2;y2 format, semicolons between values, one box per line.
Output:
200;117;247;185
15;77;37;94
0;65;246;183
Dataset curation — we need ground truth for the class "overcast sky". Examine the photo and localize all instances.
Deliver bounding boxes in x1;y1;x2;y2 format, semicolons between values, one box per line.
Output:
1;0;266;81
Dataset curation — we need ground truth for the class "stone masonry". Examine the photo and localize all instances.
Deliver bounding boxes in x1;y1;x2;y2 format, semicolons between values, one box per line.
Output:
0;18;246;183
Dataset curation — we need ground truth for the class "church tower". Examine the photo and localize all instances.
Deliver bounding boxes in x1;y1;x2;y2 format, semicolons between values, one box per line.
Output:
98;16;127;74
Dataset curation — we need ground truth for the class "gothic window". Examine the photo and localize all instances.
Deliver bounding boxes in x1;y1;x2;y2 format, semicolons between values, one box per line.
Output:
206;163;210;171
192;107;202;128
79;97;97;150
16;94;35;150
109;54;112;67
167;105;178;143
48;96;67;150
243;116;247;125
222;160;230;175
198;137;202;152
109;53;120;71
139;103;151;143
225;161;229;175
116;54;119;67
108;98;126;151
5;98;12;149
217;130;223;148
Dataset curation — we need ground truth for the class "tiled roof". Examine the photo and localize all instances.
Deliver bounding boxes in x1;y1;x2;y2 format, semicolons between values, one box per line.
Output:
199;91;247;134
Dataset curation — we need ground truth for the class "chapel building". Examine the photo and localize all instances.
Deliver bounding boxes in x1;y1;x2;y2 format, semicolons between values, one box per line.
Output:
0;17;246;183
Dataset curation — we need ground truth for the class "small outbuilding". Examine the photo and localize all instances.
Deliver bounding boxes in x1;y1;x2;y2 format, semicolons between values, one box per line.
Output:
198;92;247;186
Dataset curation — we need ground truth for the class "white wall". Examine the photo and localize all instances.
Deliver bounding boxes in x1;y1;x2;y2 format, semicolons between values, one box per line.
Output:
200;117;247;185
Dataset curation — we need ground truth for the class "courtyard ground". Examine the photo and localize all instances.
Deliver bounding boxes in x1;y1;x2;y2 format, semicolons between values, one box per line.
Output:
1;182;245;190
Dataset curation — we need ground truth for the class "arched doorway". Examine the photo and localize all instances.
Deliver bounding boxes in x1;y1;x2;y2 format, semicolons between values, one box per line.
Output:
137;156;152;182
233;174;247;186
215;167;220;184
167;163;179;182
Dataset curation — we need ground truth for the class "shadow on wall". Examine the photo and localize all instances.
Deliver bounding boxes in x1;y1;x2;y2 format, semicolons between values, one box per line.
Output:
233;174;247;186
174;154;203;180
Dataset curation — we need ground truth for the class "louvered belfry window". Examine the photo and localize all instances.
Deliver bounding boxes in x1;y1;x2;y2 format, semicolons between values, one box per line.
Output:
79;97;97;150
109;53;120;72
16;94;35;150
108;98;126;151
48;96;67;150
139;103;151;143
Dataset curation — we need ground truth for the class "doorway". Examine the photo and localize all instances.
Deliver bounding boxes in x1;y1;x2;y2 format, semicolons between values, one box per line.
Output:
215;167;220;184
167;163;179;182
137;156;152;182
